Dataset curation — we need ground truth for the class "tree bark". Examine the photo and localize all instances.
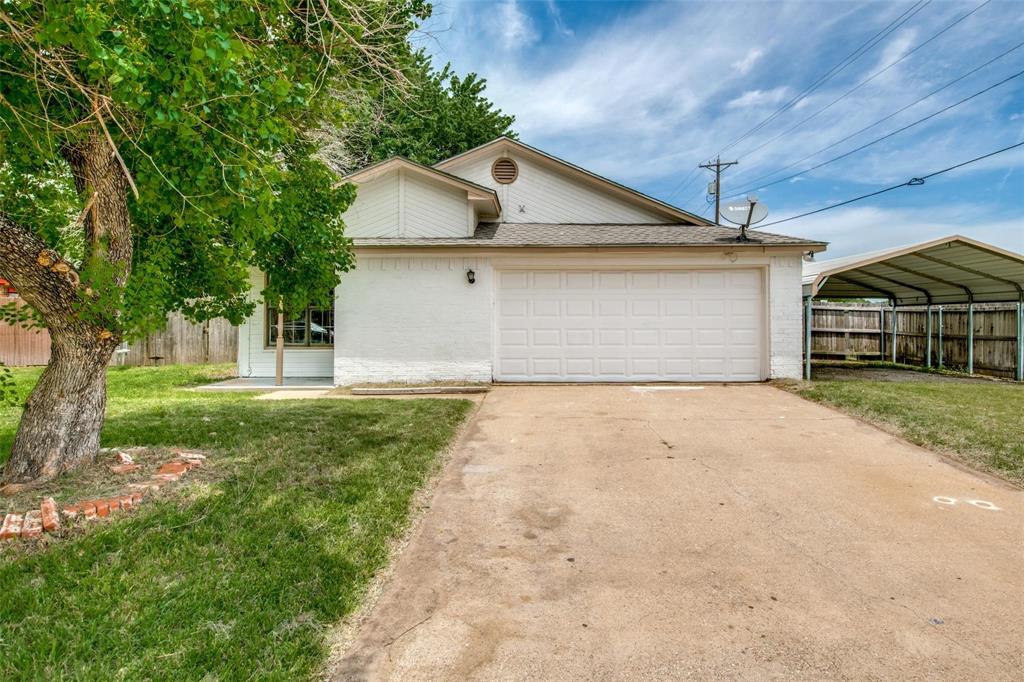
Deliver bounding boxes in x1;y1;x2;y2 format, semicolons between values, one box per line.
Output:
3;334;110;483
0;129;131;485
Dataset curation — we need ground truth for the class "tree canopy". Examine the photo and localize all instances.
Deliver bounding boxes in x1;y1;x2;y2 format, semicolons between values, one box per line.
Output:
0;0;516;483
1;0;429;332
319;50;516;172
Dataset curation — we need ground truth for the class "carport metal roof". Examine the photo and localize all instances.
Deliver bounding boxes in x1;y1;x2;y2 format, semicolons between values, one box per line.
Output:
802;235;1024;305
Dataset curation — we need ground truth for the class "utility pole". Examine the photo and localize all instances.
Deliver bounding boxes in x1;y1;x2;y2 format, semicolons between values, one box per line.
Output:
699;157;738;225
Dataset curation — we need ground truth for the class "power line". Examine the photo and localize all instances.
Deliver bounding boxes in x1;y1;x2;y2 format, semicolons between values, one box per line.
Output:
730;38;1024;195
724;61;1024;199
734;0;993;163
670;0;941;205
664;164;703;202
715;0;932;157
754;140;1024;228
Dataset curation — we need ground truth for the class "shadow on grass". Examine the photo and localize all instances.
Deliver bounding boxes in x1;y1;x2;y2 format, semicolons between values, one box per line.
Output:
0;395;472;679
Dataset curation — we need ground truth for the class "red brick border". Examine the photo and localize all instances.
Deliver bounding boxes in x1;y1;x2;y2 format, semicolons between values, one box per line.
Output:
1;449;206;541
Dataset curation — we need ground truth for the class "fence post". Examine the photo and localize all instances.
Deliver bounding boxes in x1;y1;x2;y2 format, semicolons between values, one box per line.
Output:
937;306;944;368
878;308;884;361
1017;299;1023;382
967;302;974;375
890;303;898;363
925;304;932;368
804;296;813;380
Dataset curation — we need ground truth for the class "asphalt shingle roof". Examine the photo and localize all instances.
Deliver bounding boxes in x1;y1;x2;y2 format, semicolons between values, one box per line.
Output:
353;223;824;248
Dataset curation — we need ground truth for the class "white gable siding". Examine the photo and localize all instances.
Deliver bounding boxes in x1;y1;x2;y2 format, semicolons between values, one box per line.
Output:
404;172;473;237
443;151;668;224
343;169;399;238
343;168;472;239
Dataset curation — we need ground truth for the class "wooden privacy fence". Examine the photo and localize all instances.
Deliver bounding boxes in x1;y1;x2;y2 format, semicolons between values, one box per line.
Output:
809;303;1022;379
0;295;237;367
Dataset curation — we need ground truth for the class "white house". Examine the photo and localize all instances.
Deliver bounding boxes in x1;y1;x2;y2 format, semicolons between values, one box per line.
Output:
237;137;827;384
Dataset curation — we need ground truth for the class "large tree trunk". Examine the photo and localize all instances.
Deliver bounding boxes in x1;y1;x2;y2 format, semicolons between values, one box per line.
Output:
0;129;131;486
3;334;111;483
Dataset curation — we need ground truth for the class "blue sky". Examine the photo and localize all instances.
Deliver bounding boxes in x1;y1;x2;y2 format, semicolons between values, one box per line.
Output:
419;0;1023;258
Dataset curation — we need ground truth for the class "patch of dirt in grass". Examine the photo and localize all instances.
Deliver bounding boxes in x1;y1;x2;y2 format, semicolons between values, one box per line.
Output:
1;447;221;514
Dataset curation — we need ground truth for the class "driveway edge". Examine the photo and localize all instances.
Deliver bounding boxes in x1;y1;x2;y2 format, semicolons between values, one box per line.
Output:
318;393;490;680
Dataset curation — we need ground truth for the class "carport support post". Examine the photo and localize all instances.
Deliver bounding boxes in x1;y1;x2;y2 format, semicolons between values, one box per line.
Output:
925;304;933;368
890;303;898;363
937;306;944;368
967;302;975;375
804;296;813;380
1016;299;1023;382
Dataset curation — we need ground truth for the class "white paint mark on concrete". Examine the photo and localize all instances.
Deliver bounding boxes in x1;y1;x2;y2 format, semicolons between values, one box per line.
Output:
966;499;1001;511
631;386;705;393
933;496;957;505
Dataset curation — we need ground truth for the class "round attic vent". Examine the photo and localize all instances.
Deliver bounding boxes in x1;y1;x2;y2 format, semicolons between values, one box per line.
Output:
491;157;518;184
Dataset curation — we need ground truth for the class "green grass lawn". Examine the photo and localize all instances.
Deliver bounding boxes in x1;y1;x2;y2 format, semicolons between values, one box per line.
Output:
783;377;1024;485
0;364;472;680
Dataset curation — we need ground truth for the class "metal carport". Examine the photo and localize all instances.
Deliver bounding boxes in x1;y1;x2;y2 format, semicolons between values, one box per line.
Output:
801;235;1024;381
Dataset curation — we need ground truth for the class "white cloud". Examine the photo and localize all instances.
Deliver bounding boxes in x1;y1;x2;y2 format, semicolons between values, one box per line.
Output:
497;0;538;50
726;87;790;110
732;48;765;75
545;0;573;37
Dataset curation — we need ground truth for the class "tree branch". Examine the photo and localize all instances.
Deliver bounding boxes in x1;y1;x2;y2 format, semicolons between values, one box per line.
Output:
0;212;81;330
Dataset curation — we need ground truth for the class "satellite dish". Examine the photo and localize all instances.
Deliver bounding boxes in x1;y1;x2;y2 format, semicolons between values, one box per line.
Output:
720;196;768;226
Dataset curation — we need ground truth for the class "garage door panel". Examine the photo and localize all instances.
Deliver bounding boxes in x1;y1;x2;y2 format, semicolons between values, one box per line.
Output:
630;272;660;289
500;299;529;317
631;329;659;346
598;329;627;346
696;271;726;289
664;329;693;346
532;329;561;346
631;299;660;316
499;358;529;376
501;329;529;346
495;269;763;382
564;271;594;289
565;299;594;316
532;271;561;289
566;358;594;375
501;272;530;289
597;272;627;289
531;358;561;375
565;329;594;345
598;358;627;375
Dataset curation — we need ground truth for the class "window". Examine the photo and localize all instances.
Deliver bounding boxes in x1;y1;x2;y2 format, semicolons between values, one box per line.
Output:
266;297;334;347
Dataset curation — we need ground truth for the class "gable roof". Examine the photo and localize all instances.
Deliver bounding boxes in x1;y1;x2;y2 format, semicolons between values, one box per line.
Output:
341;156;501;218
353;222;827;249
434;137;714;227
802;235;1024;304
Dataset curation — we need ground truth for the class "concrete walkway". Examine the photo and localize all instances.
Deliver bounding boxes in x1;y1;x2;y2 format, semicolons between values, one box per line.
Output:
332;385;1023;681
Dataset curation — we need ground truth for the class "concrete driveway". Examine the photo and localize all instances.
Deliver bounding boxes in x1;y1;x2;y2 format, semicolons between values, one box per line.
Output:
333;385;1023;681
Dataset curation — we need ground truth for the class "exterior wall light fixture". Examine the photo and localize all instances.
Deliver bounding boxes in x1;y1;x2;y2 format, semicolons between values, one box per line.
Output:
466;269;476;285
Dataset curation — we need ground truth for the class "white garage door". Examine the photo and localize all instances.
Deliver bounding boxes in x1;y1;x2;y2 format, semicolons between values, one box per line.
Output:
495;269;763;382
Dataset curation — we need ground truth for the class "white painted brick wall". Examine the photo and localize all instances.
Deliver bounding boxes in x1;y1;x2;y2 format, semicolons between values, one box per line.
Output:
237;252;807;383
333;256;492;384
768;255;804;379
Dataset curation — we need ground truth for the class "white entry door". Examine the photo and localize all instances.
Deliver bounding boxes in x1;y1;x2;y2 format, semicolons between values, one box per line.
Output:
495;269;764;382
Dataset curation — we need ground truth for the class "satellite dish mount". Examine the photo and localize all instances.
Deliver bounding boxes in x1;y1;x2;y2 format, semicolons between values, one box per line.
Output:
719;195;768;242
